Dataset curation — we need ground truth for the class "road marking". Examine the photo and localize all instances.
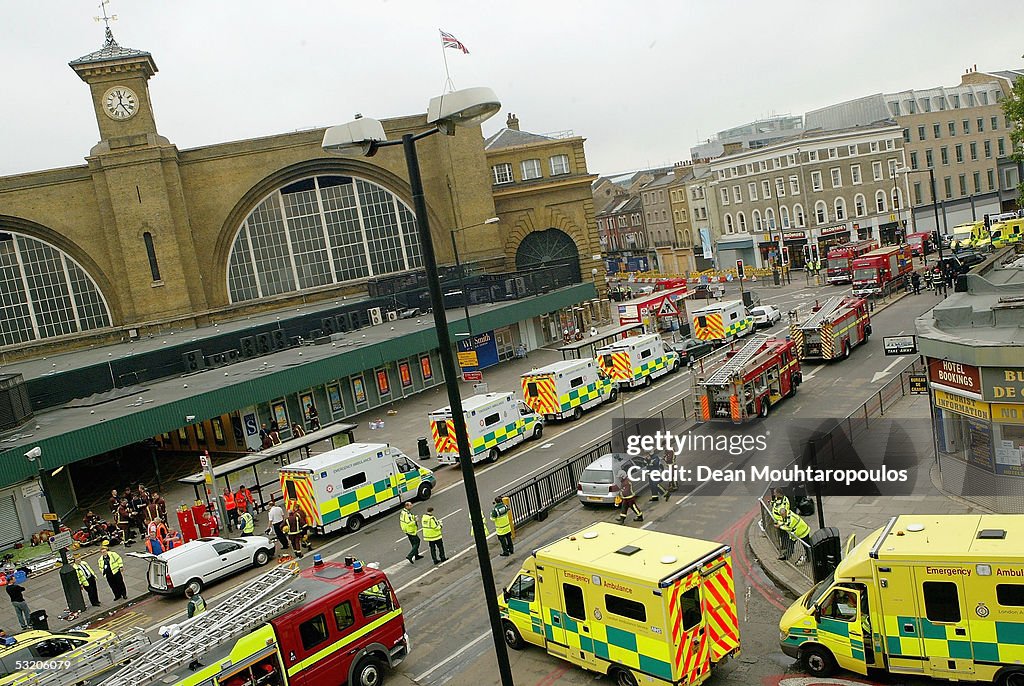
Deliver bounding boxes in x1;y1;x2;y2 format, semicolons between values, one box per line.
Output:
801;364;826;382
394;538;489;593
647;391;691;414
413;631;490;682
540;442;554;449
871;358;904;383
639;462;734;529
495;457;563;493
322;543;360;562
440;508;463;520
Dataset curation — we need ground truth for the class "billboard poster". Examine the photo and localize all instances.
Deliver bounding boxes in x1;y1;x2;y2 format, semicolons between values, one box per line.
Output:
351;375;367;405
456;330;500;370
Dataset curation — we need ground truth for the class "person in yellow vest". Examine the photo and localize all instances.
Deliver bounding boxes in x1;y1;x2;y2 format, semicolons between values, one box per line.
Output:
469;510;489;538
399;502;423;564
769;488;790;522
99;542;128;600
775;507;811;564
186;587;206;618
490;497;514;557
73;555;101;607
421;507;446;565
239;509;255;536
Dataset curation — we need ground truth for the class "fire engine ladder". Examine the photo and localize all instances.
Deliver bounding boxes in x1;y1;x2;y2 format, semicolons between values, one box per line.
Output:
98;562;305;686
797;296;844;330
702;334;770;386
10;628;151;686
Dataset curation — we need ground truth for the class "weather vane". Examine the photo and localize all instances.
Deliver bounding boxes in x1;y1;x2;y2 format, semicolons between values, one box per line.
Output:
94;0;117;31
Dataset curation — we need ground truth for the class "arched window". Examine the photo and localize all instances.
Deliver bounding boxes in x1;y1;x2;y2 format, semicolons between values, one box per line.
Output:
815;201;828;224
0;231;111;346
854;194;866;217
684;229;692;246
780;206;791;228
143;232;161;282
892;188;902;210
226;175;423;303
794;204;805;227
834;197;847;221
875;190;888;213
752;210;763;231
725;214;734;233
737;212;747;232
765;208;776;230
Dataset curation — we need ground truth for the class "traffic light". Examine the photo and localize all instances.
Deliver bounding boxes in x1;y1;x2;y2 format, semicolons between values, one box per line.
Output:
984;214;991;228
735;259;745;278
932;230;941;249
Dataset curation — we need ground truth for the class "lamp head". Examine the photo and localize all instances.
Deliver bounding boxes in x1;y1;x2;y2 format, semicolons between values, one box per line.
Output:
322;117;388;157
483;217;500;225
427;87;501;135
185;415;196;423
25;447;41;461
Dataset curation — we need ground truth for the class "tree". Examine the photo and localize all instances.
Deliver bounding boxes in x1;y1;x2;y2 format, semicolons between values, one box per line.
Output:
1003;76;1024;201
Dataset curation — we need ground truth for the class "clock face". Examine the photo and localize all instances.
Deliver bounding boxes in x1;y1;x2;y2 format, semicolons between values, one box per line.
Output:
102;86;139;121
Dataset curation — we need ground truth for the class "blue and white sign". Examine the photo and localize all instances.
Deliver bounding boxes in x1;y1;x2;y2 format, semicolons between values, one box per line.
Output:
456;330;500;371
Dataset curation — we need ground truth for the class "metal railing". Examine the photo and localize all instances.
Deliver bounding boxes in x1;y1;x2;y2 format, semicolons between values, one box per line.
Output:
501;440;612;528
758;497;812;560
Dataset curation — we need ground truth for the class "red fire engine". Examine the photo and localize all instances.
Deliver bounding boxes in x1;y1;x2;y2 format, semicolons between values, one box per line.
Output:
696;334;801;423
789;295;871;362
96;560;408;686
825;240;877;284
850;244;913;297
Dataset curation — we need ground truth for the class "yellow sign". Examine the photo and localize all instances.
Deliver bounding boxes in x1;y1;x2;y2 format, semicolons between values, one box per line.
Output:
457;351;478;368
204;473;214;485
42;512;58;522
934;389;991;420
991;403;1024;425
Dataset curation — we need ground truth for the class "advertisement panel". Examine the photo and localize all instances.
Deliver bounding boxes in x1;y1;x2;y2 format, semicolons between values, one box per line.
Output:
928;358;982;394
456;330;500;371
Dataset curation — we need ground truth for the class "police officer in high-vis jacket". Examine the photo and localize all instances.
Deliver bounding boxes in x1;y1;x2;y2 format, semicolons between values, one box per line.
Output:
399;502;424;564
421;507;446;565
776;507;811;564
490;497;514;556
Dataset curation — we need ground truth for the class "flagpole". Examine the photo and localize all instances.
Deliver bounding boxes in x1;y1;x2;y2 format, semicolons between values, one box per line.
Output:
440;34;454;93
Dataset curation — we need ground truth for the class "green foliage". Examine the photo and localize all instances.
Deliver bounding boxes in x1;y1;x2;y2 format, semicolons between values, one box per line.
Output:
1002;77;1024;200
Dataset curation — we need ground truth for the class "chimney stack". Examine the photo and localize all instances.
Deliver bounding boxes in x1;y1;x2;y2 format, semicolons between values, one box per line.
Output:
506;113;520;131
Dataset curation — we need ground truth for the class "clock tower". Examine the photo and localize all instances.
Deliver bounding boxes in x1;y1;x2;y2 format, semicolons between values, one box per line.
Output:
69;26;166;150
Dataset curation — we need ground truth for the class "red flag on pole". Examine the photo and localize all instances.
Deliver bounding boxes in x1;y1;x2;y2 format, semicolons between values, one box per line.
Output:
440;29;469;54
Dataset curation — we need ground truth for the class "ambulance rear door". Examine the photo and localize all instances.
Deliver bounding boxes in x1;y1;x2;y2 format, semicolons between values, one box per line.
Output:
280;469;321;528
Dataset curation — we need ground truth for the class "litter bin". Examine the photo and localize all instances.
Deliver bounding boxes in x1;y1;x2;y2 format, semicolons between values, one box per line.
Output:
417;437;430;460
30;609;48;631
808;526;842;583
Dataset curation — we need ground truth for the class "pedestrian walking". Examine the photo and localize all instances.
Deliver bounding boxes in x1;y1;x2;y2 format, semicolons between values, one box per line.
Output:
73;556;101;607
185;588;206;618
99;543;128;600
286;506;305;558
306;404;320;431
259;424;273;450
221;488;238;533
490;497;514;557
924;269;933;291
5;579;31;630
399;502;423;564
265;498;288;551
911;271;921;295
775;507;812;564
663;450;677;492
421;507;446;564
238;509;255;536
616;472;643;523
646;453;668;502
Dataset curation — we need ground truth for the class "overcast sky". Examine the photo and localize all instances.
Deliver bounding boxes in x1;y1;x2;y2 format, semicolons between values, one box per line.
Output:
3;1;1022;179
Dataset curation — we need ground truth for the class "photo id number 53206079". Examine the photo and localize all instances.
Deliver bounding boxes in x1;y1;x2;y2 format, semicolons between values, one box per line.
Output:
17;661;71;670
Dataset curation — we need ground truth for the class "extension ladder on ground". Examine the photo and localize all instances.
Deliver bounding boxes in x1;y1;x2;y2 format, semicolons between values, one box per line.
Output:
10;627;150;686
797;296;844;330
98;562;305;686
702;334;770;386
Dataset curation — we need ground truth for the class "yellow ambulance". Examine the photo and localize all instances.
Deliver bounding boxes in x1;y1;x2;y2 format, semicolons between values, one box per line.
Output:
521;358;616;421
991;218;1024;249
499;522;740;686
780;514;1024;684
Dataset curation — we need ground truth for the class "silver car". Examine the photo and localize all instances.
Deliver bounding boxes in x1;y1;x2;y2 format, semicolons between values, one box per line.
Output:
576;453;648;506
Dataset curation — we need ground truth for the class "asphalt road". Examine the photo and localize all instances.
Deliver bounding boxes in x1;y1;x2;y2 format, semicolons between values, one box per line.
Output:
95;282;948;686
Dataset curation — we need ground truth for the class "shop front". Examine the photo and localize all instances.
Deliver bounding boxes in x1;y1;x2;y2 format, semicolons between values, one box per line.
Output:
816;225;852;254
715;235;758;270
782;231;808;269
758;233;785;267
878;220;901;246
854;222;873;242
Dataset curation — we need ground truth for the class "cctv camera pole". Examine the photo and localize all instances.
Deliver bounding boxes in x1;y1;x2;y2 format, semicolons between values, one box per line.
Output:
37;463;86;612
402;132;516;686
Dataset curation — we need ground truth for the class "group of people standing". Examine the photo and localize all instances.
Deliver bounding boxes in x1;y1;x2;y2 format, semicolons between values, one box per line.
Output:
909;264;955;296
616;452;680;525
264;497;313;558
399;497;514;565
108;484;167;542
220;484;257;534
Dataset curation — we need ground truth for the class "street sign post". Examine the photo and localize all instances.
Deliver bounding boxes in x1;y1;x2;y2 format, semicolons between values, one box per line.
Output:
463;371;483;382
42;512;59;522
883;335;918;356
49;530;73;551
909;374;929;394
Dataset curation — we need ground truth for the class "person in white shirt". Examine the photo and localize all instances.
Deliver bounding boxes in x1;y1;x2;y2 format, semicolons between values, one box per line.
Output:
266;498;287;549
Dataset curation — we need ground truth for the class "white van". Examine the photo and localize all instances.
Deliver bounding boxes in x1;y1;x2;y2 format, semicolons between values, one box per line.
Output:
595;333;680;389
692;300;754;342
280;443;435;534
130;535;275;596
521;358;615;421
429;392;543;465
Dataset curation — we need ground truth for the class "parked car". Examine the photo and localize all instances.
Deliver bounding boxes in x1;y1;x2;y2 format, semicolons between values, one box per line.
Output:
669;337;716;366
130;535;275;596
0;629;135;684
691;283;725;300
749;305;782;328
577;453;649;506
944;231;972;251
952;250;985;268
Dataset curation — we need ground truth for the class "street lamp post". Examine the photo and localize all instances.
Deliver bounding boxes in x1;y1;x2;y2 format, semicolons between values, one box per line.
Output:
323;88;516;686
896;167;944;265
450;217;500;339
25;447;85;613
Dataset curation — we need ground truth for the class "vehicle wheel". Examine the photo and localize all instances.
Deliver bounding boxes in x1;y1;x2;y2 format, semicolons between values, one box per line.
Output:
572;407;582;421
670;360;681;373
253;549;270;566
801;645;836;677
643;375;652;388
352;656;385;686
185;578;203;596
610;666;639;686
503;620;525;650
842;342;850;359
759;399;771;418
997;668;1024;686
533;423;543;439
608;387;618;402
864;324;872;337
417;483;433;501
488;448;500;463
346;514;364;534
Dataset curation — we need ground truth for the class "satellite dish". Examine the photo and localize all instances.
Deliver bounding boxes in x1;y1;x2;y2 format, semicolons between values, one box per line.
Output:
906;523;925;532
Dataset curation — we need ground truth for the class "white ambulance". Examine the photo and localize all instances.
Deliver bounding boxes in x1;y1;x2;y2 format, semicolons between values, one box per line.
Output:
692;300;754;342
279;442;435;534
521;358;616;421
595;333;680;389
429;391;543;466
